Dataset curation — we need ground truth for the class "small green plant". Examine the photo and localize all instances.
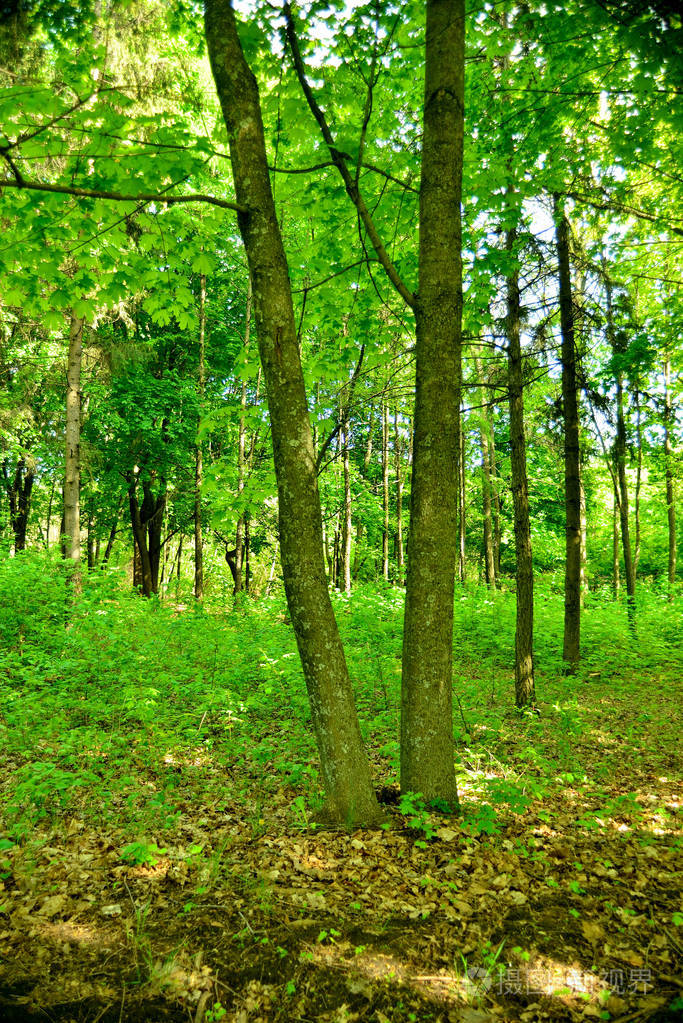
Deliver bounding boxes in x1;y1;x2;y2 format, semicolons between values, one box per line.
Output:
205;1001;226;1023
399;792;437;843
120;841;168;867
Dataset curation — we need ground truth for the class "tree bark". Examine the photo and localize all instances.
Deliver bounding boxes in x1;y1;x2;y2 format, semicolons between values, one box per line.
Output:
4;456;34;552
554;197;581;667
235;277;253;595
506;228;536;709
194;273;207;600
605;271;636;628
394;408;404;585
381;400;390;581
473;353;495;589
664;354;677;596
400;0;464;809
64;312;84;584
205;0;381;826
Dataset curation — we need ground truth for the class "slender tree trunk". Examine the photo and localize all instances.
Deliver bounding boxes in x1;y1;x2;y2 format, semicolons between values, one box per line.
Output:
401;0;464;809
235;277;253;595
664;355;677;596
7;457;34;552
457;417;466;583
612;485;620;597
102;497;122;566
489;427;502;582
45;476;56;550
245;515;251;593
605;271;636;628
64;313;84;583
381;400;390;581
340;415;352;594
555;197;581;667
194;273;207;600
474;354;496;588
87;510;95;570
634;385;642;575
129;482;153;597
506;228;536;709
394;408;404;585
579;464;588;606
205;0;381;826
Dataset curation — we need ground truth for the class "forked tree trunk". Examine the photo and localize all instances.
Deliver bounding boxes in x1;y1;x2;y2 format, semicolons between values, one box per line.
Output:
506;228;536;709
64;312;85;586
554;197;581;667
400;0;464;809
664;355;677;596
205;0;381;826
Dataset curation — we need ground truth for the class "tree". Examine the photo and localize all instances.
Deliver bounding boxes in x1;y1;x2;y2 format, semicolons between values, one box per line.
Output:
204;0;382;826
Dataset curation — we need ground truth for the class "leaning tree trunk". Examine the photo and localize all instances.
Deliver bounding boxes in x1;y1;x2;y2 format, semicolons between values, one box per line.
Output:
664;355;677;597
506;228;536;709
554;197;581;667
205;0;381;826
64;312;85;584
400;0;464;809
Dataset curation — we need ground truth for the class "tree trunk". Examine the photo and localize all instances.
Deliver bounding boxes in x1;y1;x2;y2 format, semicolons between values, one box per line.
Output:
194;273;207;600
235;277;252;595
5;456;34;552
457;417;466;583
489;426;502;582
381;400;390;581
580;464;587;606
605;271;636;628
86;509;95;570
400;0;464;809
64;313;84;583
506;228;536;709
474;354;495;589
205;0;381;826
340;415;352;594
664;355;677;596
102;496;123;566
634;385;642;575
612;485;620;598
394;408;404;585
554;197;581;667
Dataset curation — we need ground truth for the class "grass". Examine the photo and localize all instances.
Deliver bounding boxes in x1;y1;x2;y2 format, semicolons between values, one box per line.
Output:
0;551;681;1021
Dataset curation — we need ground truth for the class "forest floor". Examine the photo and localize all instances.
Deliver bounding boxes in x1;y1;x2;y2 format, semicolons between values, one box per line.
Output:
0;558;681;1023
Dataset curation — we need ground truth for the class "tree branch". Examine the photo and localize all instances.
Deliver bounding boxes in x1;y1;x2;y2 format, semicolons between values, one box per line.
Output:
283;3;416;309
0;177;246;214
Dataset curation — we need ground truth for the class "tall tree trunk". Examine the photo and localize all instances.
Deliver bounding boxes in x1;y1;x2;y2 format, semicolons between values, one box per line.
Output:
506;228;536;709
194;273;207;600
340;415;352;594
64;313;84;585
205;0;381;826
489;426;502;582
400;0;464;809
235;277;253;595
474;353;495;589
612;484;620;598
605;271;636;628
554;197;581;667
394;408;404;585
634;385;642;575
664;355;677;596
381;400;390;581
457;417;466;583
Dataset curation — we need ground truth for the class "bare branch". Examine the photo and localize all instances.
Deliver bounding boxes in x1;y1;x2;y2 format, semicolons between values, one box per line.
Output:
0;177;246;214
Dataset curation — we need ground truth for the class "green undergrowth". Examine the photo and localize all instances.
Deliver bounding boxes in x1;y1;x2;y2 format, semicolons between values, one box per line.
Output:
0;551;681;849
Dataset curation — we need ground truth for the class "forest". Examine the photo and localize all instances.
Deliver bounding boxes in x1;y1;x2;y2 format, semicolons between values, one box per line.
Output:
0;0;681;1020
